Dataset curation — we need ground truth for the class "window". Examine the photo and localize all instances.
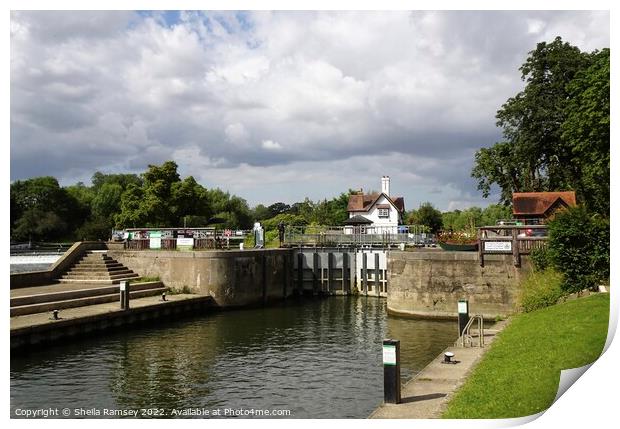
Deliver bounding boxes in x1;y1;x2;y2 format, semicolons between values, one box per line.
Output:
378;208;389;218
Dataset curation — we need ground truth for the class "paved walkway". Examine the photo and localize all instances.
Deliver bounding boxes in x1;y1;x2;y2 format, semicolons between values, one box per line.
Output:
11;282;117;298
10;294;204;330
370;319;510;419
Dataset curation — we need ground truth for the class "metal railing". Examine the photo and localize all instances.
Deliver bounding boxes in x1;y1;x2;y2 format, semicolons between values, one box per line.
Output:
283;225;431;248
456;314;485;348
123;229;252;251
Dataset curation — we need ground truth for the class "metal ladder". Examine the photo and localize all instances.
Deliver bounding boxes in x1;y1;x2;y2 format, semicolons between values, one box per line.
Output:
456;314;485;348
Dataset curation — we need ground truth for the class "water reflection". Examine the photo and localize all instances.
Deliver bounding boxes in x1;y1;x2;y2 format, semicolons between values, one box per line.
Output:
11;297;458;418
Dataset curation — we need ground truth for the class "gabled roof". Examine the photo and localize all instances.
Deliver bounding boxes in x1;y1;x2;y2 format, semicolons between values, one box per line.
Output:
347;192;405;213
344;215;373;225
512;191;577;216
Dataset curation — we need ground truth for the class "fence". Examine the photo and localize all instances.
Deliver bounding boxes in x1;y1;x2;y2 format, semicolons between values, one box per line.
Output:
123;228;252;251
478;225;548;267
283;225;430;248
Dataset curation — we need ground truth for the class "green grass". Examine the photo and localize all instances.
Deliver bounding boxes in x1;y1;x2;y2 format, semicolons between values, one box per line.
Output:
442;293;609;418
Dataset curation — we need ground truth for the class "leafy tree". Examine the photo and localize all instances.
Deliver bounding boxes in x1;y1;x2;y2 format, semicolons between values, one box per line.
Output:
92;183;124;220
561;48;610;215
115;183;147;228
11;176;82;241
252;204;271;221
262;213;308;230
267;202;291;217
408;202;443;233
12;208;68;242
547;207;609;293
472;37;598;206
91;172;142;190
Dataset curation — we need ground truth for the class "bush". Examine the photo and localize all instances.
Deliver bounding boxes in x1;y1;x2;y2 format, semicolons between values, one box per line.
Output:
547;207;609;293
530;246;551;272
519;269;565;313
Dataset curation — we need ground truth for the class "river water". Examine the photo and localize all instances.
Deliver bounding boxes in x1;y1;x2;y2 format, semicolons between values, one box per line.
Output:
11;296;458;419
10;254;61;273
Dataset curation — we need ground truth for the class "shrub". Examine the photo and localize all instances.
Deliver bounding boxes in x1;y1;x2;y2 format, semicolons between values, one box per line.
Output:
530;246;551;272
547;207;609;293
519;269;565;313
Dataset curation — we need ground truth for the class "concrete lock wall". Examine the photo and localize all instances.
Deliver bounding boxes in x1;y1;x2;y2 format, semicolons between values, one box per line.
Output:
387;251;532;319
11;241;108;289
106;248;295;307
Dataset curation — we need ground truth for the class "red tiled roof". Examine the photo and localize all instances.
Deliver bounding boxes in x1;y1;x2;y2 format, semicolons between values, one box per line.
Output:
347;193;405;213
512;191;577;216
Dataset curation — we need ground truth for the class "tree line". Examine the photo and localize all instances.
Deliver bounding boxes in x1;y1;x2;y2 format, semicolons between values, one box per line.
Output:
10;161;356;242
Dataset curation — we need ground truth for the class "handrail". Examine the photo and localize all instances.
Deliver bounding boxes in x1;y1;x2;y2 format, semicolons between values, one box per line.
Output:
456;314;484;348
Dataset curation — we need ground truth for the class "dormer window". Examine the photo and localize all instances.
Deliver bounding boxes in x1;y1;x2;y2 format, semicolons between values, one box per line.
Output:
378;208;390;218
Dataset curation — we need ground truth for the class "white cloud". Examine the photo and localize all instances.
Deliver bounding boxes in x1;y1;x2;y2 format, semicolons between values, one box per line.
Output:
261;140;282;150
10;10;610;210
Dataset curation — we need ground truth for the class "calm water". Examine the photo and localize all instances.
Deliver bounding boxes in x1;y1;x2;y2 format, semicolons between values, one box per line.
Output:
11;296;458;418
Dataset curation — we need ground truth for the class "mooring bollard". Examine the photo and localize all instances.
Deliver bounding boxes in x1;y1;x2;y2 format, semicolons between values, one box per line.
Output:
458;299;469;337
382;339;401;404
120;281;130;310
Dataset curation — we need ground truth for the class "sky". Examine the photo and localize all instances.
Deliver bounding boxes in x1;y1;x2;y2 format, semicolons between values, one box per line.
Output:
9;10;610;211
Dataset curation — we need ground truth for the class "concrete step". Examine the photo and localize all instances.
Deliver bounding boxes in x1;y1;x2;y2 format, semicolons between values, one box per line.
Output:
79;255;114;260
73;261;124;268
69;265;129;273
11;282;164;307
57;274;140;285
10;285;167;316
61;270;135;279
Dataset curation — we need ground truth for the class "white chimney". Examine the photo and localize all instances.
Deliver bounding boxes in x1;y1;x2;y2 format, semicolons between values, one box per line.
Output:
381;176;390;196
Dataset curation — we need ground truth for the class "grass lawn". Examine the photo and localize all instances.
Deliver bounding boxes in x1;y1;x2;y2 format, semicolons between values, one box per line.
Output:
442;293;609;419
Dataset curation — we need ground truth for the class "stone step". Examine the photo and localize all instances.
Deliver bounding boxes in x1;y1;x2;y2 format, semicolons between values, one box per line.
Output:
69;265;129;273
78;256;116;263
10;285;167;316
11;282;164;307
57;274;140;285
72;262;124;269
62;269;135;277
61;273;138;281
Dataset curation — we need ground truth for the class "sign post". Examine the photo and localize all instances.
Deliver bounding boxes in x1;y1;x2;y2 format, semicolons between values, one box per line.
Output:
458;299;469;337
382;339;401;404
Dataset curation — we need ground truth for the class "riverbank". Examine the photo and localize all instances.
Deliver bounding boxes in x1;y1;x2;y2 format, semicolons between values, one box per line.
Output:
442;292;609;418
11;294;215;351
369;319;509;419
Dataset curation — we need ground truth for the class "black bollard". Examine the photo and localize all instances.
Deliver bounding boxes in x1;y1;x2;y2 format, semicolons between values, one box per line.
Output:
382;339;401;404
120;281;130;310
458;299;469;337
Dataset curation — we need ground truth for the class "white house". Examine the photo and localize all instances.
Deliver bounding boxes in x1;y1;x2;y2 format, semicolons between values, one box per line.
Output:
345;176;405;233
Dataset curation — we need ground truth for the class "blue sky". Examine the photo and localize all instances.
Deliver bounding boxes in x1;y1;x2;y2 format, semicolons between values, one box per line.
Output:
10;10;610;211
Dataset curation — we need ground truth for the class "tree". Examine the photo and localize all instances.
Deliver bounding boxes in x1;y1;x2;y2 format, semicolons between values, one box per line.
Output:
409;202;443;233
11;176;82;241
267;202;291;218
547;207;609;293
252;204;271;221
91;171;142;190
561;48;610;216
472;37;598;206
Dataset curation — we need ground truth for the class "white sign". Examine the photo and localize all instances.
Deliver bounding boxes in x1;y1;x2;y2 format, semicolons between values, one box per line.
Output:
177;238;194;248
458;301;468;314
382;345;397;365
149;238;161;249
484;241;512;252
